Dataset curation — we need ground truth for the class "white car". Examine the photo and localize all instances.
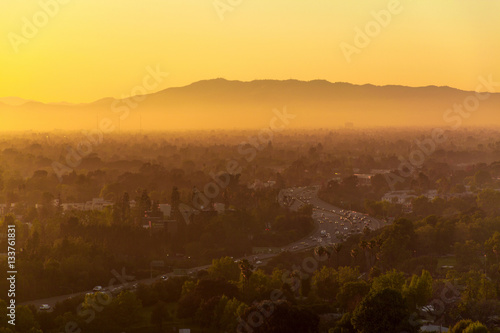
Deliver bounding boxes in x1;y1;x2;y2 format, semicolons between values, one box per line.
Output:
93;286;103;292
39;304;51;311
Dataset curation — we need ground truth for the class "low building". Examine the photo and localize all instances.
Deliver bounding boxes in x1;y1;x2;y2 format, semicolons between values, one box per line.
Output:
248;179;276;190
0;204;12;216
158;204;171;218
353;173;373;186
382;191;417;205
61;198;113;212
142;217;179;234
420;325;448;332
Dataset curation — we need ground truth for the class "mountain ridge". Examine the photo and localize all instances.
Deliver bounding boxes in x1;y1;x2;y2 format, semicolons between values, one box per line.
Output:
1;78;492;107
2;79;500;131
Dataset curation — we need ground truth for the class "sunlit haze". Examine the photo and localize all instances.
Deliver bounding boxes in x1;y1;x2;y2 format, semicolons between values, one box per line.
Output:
1;0;499;104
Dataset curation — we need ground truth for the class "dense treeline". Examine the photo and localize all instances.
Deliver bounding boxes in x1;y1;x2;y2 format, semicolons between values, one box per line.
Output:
2;128;500;332
0;188;313;301
3;212;500;332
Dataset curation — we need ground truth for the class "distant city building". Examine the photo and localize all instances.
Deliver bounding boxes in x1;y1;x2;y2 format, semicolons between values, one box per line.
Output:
248;179;276;190
142;217;179;234
61;198;113;212
213;202;225;214
420;325;448;332
158;203;171;217
353;174;373;186
382;190;417;205
0;204;13;216
382;189;475;212
370;169;391;175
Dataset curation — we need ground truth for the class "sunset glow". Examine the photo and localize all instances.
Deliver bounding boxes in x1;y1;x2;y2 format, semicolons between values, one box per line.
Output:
1;0;499;104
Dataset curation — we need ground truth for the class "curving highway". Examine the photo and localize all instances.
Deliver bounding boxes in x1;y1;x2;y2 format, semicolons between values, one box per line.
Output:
22;185;387;311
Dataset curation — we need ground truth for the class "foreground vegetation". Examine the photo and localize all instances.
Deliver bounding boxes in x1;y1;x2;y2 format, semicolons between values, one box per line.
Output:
1;128;500;332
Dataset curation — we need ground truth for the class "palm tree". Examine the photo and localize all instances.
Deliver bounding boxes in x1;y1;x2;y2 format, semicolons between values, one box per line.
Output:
238;259;253;282
359;240;369;270
368;240;378;268
334;243;343;267
314;246;329;262
350;248;359;265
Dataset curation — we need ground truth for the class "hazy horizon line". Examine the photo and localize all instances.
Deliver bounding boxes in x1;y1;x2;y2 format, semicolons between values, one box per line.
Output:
0;78;482;106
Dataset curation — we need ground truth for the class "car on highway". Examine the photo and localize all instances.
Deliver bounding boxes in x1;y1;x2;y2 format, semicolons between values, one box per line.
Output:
110;285;124;295
39;304;51;311
93;286;103;292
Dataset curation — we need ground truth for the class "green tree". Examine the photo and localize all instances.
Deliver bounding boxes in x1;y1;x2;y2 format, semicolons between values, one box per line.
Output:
151;300;170;331
238;259;254;282
181;280;196;296
239;300;319;333
331;312;356;333
371;269;406;294
379;218;415;267
15;306;39;333
108;291;143;328
455;241;481;269
220;297;247;332
477;189;500;216
474;170;491;187
485;231;500;264
463;321;489;333
451;319;474;333
312;267;339;301
0;300;8;328
352;288;419;333
461;270;497;303
337;280;370;312
0;328;14;333
208;256;240;282
240;269;273;302
403;269;434;309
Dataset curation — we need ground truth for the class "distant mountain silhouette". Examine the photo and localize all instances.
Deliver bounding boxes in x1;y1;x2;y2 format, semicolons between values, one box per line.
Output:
0;96;34;106
2;79;500;131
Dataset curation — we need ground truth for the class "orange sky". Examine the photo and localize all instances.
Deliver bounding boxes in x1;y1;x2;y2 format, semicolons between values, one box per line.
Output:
0;0;499;103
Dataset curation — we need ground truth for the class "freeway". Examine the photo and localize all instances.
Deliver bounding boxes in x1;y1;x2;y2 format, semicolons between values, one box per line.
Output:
22;185;387;311
278;185;387;251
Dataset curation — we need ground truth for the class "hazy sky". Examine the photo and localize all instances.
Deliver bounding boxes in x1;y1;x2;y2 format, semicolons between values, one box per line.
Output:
1;0;499;103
